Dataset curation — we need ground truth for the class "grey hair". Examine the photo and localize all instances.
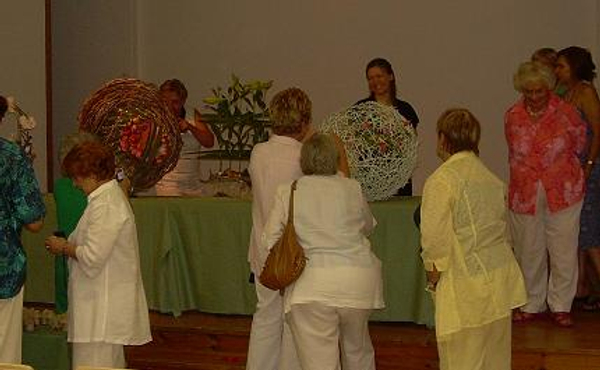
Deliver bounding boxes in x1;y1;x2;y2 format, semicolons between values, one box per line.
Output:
58;131;99;173
300;133;339;176
513;61;556;92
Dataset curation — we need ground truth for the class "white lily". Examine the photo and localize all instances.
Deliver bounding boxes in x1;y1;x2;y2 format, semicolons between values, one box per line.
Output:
6;96;17;113
18;115;36;130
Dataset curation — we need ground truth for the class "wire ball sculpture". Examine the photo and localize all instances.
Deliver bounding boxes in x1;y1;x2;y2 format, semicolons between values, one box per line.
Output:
319;102;418;201
78;78;182;192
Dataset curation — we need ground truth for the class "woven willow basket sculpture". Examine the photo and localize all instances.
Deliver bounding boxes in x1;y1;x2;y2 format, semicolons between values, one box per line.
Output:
319;101;418;201
78;78;182;191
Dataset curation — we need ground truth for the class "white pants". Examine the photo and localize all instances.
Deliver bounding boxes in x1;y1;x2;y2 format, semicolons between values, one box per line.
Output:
72;342;125;369
246;280;301;370
287;303;375;370
437;316;511;370
509;184;581;313
0;287;23;363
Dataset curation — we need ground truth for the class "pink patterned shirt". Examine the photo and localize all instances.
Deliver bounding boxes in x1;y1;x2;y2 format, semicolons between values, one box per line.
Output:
505;94;586;215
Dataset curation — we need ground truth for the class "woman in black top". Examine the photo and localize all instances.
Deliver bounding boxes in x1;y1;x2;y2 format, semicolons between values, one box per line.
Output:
356;57;419;195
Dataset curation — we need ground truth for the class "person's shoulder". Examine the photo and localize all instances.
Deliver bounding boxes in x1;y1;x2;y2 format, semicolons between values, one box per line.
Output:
53;177;74;193
355;97;373;105
0;137;24;158
0;139;31;180
505;99;525;118
249;140;271;159
577;82;600;103
394;98;419;125
395;98;416;110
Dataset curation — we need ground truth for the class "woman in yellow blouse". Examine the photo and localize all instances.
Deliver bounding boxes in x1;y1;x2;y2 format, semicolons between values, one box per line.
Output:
420;108;527;370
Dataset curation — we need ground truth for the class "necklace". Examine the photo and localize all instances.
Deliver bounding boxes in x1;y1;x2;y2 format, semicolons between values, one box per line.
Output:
526;105;547;119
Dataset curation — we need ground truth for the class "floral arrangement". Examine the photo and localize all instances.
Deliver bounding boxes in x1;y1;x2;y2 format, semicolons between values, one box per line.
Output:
78;78;182;192
23;307;67;332
201;75;272;162
6;96;36;160
319;101;418;201
119;116;151;159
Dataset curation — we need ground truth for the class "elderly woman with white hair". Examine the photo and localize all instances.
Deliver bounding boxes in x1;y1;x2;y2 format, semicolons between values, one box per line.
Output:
506;61;587;327
261;133;384;370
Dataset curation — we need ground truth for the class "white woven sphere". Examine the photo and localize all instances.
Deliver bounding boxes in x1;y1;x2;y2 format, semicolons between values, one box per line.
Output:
319;102;418;201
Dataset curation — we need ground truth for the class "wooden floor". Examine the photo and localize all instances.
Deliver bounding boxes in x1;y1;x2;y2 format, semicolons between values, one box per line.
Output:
125;308;600;370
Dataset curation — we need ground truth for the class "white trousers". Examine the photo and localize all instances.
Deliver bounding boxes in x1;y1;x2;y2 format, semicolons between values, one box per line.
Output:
0;287;23;363
509;183;581;313
287;303;375;370
246;280;301;370
72;342;125;369
437;316;511;370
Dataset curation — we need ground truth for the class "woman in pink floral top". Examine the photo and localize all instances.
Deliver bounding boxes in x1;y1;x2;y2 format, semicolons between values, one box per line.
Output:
505;61;587;327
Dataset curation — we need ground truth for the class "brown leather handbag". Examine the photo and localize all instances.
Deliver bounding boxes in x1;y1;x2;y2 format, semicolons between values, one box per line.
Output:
259;180;307;292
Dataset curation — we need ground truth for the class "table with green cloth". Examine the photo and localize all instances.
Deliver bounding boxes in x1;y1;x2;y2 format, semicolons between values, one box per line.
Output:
22;195;433;326
22;329;70;370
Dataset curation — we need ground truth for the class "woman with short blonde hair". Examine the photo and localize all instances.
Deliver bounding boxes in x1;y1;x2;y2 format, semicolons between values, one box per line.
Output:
422;108;526;370
269;87;312;136
436;108;480;156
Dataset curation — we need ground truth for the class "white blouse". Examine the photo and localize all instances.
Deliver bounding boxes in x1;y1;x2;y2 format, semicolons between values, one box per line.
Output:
248;135;303;274
261;175;385;313
156;122;202;196
68;180;152;345
421;151;527;339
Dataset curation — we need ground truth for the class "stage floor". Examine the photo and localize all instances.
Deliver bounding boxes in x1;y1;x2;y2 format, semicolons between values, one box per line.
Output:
125;308;600;370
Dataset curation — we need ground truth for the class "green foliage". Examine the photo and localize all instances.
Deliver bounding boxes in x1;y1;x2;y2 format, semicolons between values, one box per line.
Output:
202;75;272;160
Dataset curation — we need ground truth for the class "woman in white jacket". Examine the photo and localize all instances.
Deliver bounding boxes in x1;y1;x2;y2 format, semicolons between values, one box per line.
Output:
421;108;527;370
46;141;151;369
261;133;384;370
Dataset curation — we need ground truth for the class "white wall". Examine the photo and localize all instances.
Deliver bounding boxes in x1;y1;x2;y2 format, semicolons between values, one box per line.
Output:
50;1;600;194
0;1;47;190
135;0;599;193
51;0;137;184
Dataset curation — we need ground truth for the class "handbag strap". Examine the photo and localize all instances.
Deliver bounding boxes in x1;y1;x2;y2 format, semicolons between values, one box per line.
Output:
287;180;297;223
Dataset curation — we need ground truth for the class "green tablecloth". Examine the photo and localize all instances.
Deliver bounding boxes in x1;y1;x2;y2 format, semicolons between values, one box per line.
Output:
22;195;433;326
22;329;70;370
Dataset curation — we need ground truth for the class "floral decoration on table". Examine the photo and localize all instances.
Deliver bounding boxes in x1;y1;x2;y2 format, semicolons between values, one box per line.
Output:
23;307;67;332
319;101;418;201
78;78;182;192
201;75;272;166
5;96;36;161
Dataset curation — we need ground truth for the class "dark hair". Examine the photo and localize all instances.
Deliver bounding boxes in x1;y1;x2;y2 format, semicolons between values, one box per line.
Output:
558;46;597;82
366;57;397;98
160;79;188;100
62;141;116;181
160;79;188;118
0;96;7;119
437;108;481;155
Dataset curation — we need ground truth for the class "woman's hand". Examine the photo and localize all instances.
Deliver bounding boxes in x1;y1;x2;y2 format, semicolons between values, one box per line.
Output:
178;118;190;132
426;267;441;292
45;236;75;258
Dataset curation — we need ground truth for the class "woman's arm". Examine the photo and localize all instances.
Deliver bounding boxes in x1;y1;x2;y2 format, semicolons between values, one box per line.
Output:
260;185;290;262
579;85;600;178
182;109;215;148
420;173;454;273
